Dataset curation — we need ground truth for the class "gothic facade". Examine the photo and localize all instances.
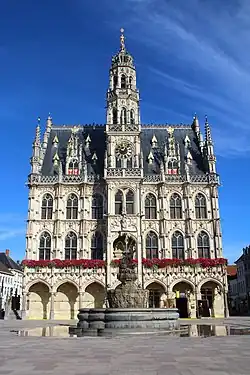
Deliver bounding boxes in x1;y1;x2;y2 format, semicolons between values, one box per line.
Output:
22;31;228;320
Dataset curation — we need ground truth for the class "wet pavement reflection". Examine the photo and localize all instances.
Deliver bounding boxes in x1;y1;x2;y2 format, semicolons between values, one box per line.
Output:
12;324;250;338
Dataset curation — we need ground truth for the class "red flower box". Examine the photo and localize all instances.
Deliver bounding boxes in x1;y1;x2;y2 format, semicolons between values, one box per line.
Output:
22;257;227;269
110;257;227;269
22;259;106;269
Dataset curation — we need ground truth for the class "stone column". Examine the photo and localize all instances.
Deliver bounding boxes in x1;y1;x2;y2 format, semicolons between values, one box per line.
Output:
21;292;28;319
78;292;85;309
49;292;56;320
223;288;229;318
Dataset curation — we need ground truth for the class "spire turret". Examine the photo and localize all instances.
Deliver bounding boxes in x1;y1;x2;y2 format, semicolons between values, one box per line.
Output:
30;117;42;174
204;116;216;174
106;29;140;130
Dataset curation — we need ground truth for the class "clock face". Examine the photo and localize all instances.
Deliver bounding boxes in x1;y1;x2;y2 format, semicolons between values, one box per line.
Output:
116;142;132;159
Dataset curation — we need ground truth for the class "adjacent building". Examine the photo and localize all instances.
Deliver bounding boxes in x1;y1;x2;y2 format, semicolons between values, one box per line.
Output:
0;250;23;315
22;30;228;320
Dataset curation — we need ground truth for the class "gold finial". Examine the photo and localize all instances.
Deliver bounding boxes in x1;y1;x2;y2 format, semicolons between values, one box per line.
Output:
120;27;125;51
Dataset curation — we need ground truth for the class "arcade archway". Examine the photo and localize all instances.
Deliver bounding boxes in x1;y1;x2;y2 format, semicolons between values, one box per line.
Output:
200;280;224;317
54;282;79;320
146;282;165;308
83;282;105;308
28;282;50;319
173;281;194;318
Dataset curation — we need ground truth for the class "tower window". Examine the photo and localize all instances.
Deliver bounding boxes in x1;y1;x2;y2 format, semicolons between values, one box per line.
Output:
113;108;118;124
120;107;127;124
121;74;126;89
91;232;104;260
41;194;53;220
195;193;207;219
65;232;77;260
129;76;133;87
39;232;51;260
126;190;134;214
145;193;157;219
113;75;118;89
146;231;158;259
66;194;78;219
172;231;184;259
92;194;103;219
170;193;182;219
197;231;210;258
115;190;123;214
130;109;135;124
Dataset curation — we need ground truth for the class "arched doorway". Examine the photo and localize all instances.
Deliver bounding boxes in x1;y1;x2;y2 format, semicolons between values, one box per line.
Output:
173;282;194;318
113;234;136;259
83;282;105;308
28;282;50;319
200;281;224;318
54;282;78;320
146;282;165;308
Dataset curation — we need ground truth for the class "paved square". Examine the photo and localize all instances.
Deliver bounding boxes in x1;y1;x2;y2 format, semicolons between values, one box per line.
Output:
1;318;250;375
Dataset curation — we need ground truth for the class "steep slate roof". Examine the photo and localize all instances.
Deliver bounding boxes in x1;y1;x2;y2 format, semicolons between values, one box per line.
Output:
41;124;206;177
0;253;22;272
0;261;13;275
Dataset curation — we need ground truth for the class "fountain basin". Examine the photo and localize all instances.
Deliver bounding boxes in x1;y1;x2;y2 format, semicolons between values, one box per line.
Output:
77;307;179;333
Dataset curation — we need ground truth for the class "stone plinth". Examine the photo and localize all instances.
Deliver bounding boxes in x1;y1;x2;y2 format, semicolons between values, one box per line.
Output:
77;307;179;335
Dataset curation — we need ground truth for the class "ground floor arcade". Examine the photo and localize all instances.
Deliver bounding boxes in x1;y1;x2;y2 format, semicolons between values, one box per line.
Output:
145;279;226;318
23;277;227;320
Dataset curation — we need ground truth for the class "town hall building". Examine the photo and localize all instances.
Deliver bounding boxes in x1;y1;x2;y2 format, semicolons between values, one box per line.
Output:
22;30;228;320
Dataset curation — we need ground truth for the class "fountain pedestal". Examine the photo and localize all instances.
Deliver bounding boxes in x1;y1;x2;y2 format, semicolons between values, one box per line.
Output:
76;233;179;336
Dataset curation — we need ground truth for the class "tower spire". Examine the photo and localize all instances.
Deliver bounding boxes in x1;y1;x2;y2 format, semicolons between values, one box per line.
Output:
205;115;212;143
120;28;125;52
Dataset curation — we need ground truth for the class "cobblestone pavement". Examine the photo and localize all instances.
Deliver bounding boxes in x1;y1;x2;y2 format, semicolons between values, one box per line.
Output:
1;318;250;375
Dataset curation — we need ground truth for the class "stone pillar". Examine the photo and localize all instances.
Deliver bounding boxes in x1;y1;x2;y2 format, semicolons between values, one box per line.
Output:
78;292;84;309
21;292;28;319
49;292;56;320
223;288;229;318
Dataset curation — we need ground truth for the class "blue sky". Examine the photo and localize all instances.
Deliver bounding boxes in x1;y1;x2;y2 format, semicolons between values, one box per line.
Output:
0;0;249;263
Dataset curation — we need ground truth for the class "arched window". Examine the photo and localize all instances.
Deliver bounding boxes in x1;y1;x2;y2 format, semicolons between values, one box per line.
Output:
115;190;123;214
145;193;157;219
170;193;182;219
65;232;77;260
91;232;103;260
120;107;127;124
126;190;134;214
112;108;117;124
130;109;135;124
197;231;210;258
195;193;207;219
68;159;79;175
129;76;133;87
39;232;51;260
172;231;184;259
113;75;118;89
92;194;103;219
66;194;78;219
121;74;126;89
41;194;53;220
116;157;122;168
146;231;158;259
168;159;178;169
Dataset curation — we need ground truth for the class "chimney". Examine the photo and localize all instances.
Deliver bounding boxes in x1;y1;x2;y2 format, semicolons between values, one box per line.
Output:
5;249;10;257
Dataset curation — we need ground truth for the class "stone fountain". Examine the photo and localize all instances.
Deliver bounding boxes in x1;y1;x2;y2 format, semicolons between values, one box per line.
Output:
76;234;179;336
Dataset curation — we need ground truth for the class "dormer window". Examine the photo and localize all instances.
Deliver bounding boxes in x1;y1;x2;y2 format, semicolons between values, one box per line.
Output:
68;159;79;175
167;159;178;175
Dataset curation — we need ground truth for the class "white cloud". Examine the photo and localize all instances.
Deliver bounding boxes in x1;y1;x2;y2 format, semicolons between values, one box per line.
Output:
0;213;25;242
106;0;250;157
